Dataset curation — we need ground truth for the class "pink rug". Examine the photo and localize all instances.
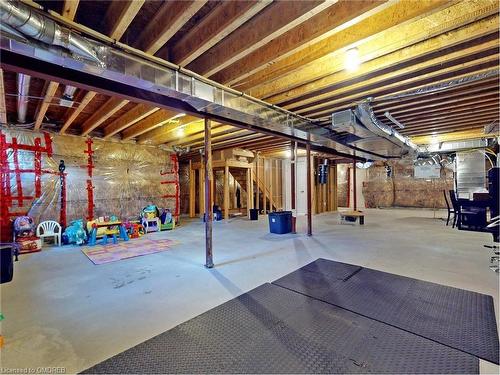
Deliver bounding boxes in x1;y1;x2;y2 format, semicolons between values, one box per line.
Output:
82;238;177;265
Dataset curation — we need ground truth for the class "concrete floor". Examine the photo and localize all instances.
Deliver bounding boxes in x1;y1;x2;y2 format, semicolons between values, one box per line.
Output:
1;208;499;374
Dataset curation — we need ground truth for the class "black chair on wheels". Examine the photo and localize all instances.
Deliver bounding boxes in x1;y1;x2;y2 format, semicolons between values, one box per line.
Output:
443;190;455;226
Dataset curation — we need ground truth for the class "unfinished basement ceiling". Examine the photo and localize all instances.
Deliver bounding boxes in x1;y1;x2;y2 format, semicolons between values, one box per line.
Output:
0;0;498;156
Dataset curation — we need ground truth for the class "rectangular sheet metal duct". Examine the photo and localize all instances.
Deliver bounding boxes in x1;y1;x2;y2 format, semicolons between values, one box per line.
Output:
0;1;382;161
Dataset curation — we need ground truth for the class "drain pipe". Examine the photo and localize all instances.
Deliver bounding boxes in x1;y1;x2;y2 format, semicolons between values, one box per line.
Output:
0;0;101;63
17;73;31;123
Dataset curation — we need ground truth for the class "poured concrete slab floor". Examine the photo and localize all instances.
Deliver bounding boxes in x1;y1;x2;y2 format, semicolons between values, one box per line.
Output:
1;208;498;374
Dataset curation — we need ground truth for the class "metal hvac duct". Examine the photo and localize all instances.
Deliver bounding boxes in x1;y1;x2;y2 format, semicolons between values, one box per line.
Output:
0;0;101;63
16;73;30;123
331;103;419;158
0;2;385;161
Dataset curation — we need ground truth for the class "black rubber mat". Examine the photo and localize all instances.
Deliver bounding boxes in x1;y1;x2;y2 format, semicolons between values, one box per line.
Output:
83;283;478;374
273;259;499;364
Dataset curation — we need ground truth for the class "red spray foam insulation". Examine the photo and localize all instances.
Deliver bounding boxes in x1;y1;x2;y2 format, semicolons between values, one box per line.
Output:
0;131;56;241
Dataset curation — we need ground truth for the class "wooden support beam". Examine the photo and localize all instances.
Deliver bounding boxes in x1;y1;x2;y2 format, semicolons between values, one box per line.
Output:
245;0;495;98
81;97;129;136
60;91;96;134
0;69;7;124
171;1;271;66
62;0;80;21
34;81;59;130
198;167;205;216
246;167;252;218
262;158;267;214
189;160;196;218
187;1;332;77
306;144;312;236
135;0;207;55
104;0;145;40
121;109;179;140
224;164;229;220
255;154;260;212
213;0;388;85
204;118;214;268
103;104;159;139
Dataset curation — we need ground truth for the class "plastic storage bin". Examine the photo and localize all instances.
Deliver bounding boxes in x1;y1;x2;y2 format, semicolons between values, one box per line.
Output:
268;211;292;234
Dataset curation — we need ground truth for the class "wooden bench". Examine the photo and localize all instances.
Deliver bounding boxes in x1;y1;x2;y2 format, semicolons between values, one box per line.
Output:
339;210;365;225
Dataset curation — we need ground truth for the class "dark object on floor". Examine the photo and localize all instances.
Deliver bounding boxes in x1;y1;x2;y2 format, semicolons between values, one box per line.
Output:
273;259;499;364
82;283;478;374
268;211;292;234
249;208;259;221
443;189;455;226
213;205;222;221
0;242;19;284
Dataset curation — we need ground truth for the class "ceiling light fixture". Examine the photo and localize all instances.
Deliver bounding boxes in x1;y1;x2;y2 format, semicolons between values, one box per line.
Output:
344;47;360;72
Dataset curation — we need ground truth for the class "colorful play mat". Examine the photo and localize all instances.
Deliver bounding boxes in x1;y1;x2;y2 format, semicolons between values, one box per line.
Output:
82;238;177;265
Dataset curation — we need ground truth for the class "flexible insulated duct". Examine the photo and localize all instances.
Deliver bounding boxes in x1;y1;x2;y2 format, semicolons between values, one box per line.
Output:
0;0;101;63
16;73;30;123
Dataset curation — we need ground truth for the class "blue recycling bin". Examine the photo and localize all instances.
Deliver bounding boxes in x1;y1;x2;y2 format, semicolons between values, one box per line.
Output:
268;211;292;234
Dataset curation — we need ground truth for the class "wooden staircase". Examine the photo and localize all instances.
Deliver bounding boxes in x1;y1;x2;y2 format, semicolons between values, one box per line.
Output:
230;169;278;211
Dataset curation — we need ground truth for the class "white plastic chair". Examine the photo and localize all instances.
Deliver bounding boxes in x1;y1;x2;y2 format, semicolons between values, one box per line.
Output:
36;220;62;247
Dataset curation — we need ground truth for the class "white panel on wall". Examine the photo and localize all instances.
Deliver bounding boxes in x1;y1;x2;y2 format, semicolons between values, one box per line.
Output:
456;150;485;198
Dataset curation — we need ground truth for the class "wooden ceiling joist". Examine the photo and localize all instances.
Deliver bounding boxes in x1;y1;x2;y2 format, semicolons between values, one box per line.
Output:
81;97;129;136
174;125;248;147
188;130;256;149
273;24;499;108
60;91;96;134
34;81;59;130
102;104;158;139
405;122;494;137
372;80;499;114
121;108;180;140
138;115;202;144
212;0;390;85
166;124;237;146
401;111;499;130
135;0;208;55
187;0;334;77
171;1;271;66
411;129;496;144
245;0;497;99
0;69;6;124
291;40;499;114
62;0;80;21
375;91;499;117
387;103;500;124
402;116;499;135
303;60;499;118
104;0;145;41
